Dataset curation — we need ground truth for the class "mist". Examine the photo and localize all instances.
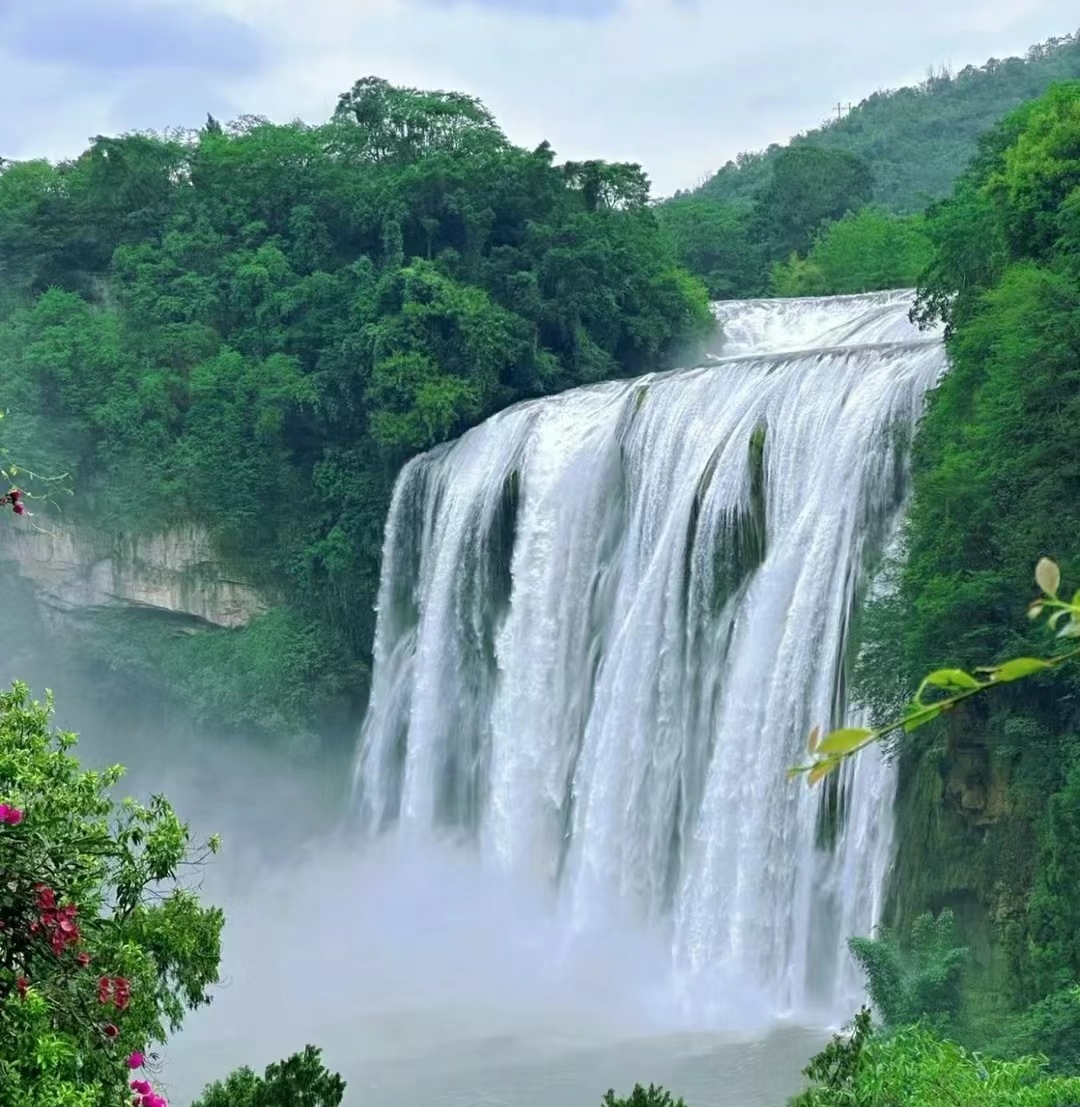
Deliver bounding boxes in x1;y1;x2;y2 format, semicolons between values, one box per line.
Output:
0;575;822;1107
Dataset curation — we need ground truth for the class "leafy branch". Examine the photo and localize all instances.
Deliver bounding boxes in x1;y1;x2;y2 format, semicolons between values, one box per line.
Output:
792;558;1080;784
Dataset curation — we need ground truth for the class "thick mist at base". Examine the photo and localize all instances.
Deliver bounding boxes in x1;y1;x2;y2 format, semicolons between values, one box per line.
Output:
164;835;826;1106
0;584;822;1106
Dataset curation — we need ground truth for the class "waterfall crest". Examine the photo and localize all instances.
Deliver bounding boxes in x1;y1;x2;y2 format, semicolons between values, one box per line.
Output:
355;290;946;1019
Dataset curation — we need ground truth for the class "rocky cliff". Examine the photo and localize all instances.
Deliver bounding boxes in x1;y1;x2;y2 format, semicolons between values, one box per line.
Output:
0;521;265;629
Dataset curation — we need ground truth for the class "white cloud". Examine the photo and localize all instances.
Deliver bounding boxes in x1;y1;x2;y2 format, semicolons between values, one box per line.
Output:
4;0;1078;195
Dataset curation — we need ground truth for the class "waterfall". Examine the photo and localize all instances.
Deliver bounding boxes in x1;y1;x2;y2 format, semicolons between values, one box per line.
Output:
355;290;946;1022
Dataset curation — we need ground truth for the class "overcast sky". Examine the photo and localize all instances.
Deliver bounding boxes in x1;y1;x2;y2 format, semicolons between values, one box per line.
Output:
1;0;1076;196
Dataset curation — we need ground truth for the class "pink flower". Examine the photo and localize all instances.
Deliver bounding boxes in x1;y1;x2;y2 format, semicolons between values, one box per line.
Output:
76;951;91;967
1;805;24;825
127;1051;146;1069
131;1080;151;1096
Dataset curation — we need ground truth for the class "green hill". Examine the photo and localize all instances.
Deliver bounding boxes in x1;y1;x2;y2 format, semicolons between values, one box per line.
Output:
686;31;1080;213
659;30;1080;298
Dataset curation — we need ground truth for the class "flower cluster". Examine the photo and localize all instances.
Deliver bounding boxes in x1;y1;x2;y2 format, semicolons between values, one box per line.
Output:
0;803;24;825
98;974;131;1010
1;856;157;1101
129;1052;168;1107
30;885;83;957
0;487;26;516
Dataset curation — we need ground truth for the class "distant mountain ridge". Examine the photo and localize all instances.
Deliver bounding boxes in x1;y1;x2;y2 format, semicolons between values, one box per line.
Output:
678;30;1079;213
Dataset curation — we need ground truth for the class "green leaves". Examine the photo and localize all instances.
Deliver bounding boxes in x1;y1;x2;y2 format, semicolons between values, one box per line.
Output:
0;76;713;741
1037;557;1062;597
918;668;982;695
817;727;874;755
192;1044;346;1107
981;657;1051;682
771;206;933;297
796;557;1080;785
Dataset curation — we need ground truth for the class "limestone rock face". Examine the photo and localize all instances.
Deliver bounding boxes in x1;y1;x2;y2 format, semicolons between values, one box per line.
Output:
0;522;265;629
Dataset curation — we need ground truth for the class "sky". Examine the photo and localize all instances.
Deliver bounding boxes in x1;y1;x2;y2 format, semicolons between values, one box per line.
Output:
0;0;1077;197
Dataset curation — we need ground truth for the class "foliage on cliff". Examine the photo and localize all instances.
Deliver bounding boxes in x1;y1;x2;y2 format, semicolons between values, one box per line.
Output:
660;30;1080;298
855;80;1080;1064
0;78;712;743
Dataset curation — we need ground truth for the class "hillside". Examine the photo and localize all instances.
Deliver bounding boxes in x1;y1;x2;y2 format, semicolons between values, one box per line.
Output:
684;30;1080;213
658;30;1080;299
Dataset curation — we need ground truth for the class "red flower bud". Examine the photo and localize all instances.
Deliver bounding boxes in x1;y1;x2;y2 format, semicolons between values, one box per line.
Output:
103;1023;119;1038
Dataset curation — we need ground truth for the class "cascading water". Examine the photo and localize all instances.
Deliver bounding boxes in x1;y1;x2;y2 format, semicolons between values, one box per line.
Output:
355;289;946;1023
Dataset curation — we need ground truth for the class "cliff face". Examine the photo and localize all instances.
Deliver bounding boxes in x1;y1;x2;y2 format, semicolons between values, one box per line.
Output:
0;522;266;629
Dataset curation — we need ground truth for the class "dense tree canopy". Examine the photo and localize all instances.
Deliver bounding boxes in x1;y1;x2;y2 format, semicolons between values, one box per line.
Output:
770;206;932;297
751;145;875;262
0;79;712;743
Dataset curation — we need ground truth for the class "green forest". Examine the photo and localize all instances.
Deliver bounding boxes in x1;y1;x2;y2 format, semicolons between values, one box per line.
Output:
0;77;712;744
3;24;1080;1107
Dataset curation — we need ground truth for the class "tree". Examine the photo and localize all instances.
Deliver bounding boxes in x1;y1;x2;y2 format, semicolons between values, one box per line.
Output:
751;145;874;261
791;1014;1080;1107
848;910;969;1033
657;197;765;298
771;206;933;296
191;1045;346;1107
331;76;507;163
562;160;651;212
602;1085;686;1107
0;682;223;1105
